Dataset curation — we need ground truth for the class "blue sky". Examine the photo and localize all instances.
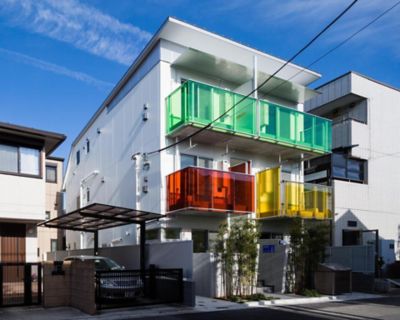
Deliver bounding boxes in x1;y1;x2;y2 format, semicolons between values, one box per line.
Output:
0;0;399;160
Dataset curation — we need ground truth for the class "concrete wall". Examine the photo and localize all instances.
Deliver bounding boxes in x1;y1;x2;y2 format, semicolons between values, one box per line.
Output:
325;245;375;274
257;239;288;293
46;241;193;279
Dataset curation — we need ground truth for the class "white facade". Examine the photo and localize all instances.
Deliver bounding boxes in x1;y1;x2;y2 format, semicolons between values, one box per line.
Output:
64;17;325;250
305;72;400;261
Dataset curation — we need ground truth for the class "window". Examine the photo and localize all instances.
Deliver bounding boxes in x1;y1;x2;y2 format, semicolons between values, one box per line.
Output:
0;143;40;176
332;152;367;183
180;154;196;169
181;154;213;169
146;229;160;241
347;220;357;227
86;139;90;153
0;144;18;173
50;239;57;252
165;228;181;240
192;230;208;253
198;157;213;169
46;165;57;183
45;211;51;220
76;150;80;165
86;188;90;203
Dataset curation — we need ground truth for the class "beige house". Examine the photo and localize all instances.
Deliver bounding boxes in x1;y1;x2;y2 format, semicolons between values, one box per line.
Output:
38;156;64;261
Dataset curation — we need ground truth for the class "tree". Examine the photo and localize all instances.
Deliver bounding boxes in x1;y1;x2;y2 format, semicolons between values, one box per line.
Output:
286;218;330;293
214;218;259;297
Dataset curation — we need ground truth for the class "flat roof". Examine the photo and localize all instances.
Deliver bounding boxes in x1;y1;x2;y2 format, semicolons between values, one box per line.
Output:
37;203;164;232
0;122;66;154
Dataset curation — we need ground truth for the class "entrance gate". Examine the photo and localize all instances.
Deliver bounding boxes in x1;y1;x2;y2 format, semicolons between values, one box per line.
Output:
0;263;42;307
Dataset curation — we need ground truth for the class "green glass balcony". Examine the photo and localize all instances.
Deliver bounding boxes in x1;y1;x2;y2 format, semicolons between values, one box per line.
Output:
166;80;331;154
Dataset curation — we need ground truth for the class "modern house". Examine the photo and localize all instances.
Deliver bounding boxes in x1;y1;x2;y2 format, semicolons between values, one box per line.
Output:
63;17;332;252
305;72;399;263
0;122;65;263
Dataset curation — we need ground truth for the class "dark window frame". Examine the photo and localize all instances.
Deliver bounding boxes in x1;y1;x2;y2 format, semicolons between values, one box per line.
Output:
45;164;57;183
76;150;80;165
0;141;42;179
86;139;90;154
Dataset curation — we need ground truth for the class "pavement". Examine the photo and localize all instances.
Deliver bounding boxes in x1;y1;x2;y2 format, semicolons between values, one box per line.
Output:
0;292;395;320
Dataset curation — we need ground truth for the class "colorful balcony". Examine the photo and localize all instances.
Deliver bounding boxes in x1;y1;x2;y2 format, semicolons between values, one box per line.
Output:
166;166;254;215
256;167;332;220
166;80;331;157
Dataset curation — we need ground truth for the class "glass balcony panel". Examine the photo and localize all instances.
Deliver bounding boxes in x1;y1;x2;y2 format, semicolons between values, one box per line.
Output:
166;167;254;214
167;83;187;133
256;167;280;218
256;167;332;220
234;95;255;135
166;80;332;153
282;181;332;219
234;173;254;212
259;101;277;138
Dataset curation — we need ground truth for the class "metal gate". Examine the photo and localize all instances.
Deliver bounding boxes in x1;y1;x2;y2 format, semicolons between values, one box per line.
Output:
0;263;42;307
95;267;183;309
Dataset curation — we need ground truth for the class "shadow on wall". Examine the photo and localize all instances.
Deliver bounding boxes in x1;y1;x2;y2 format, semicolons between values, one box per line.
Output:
333;209;396;270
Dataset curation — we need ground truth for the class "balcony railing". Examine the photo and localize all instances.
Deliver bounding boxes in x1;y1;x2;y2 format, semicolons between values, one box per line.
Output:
256;167;332;219
166;166;254;214
166;80;332;153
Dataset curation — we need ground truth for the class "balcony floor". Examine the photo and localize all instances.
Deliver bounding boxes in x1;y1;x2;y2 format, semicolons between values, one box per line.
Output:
167;207;252;218
168;124;326;161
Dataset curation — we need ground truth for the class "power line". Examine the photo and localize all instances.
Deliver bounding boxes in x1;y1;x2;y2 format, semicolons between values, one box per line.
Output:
145;0;359;156
261;0;400;98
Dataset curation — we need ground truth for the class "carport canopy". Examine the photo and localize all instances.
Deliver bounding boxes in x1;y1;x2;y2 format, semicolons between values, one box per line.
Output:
37;203;164;273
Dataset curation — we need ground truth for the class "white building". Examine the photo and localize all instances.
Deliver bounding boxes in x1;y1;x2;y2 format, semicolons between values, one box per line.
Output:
305;71;400;262
64;17;333;252
0;122;65;263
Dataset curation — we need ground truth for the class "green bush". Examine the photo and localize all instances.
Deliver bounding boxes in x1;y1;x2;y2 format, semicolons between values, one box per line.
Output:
301;289;321;297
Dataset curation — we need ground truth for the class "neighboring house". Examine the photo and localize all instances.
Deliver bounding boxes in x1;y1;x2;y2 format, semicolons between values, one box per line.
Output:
37;156;64;261
0;122;65;263
63;17;332;252
305;71;400;263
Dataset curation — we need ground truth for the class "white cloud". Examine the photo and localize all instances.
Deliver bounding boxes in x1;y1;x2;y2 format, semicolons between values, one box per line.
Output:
0;0;152;65
0;47;114;88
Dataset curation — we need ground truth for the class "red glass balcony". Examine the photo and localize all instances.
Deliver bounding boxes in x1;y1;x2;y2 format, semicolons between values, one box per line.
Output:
166;167;254;215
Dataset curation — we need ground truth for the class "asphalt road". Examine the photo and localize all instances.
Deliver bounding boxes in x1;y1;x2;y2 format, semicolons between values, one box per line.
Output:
128;296;400;320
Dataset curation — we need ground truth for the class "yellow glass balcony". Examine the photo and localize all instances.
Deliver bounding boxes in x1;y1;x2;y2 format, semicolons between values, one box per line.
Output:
256;167;332;219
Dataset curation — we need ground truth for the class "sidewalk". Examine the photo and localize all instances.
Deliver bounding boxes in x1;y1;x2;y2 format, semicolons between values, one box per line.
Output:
0;293;383;320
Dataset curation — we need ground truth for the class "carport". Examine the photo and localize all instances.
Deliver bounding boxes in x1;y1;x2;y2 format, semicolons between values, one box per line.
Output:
37;203;164;276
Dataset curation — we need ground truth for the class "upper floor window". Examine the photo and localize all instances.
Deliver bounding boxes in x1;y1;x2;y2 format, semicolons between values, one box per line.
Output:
0;143;40;176
180;154;213;169
86;139;90;154
46;164;57;183
76;150;80;165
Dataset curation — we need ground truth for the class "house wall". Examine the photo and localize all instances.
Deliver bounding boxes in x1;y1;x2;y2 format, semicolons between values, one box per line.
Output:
64;34;307;250
38;158;63;260
0;151;45;221
307;73;400;258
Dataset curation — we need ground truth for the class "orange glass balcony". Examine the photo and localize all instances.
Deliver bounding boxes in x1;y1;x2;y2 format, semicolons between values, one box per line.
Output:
166;166;254;215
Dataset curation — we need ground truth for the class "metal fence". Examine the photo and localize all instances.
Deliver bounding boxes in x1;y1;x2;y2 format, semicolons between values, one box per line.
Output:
95;267;183;309
0;263;42;307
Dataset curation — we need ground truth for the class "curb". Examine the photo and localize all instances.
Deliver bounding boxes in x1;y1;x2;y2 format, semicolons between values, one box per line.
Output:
243;293;383;307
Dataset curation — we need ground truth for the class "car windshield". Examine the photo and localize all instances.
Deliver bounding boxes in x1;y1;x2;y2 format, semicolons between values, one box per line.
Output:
94;258;122;271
